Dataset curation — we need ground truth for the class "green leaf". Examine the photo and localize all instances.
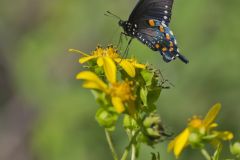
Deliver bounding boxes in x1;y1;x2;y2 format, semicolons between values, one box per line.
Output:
146;103;157;113
94;65;104;76
202;134;218;141
151;152;160;160
147;87;161;104
212;144;222;160
141;69;154;86
140;87;148;106
92;91;109;107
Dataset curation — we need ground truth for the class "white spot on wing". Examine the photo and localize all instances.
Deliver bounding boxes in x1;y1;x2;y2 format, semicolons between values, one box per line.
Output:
162;22;167;27
174;39;177;44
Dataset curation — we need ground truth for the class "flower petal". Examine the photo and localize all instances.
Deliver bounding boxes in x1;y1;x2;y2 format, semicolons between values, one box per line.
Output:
209;123;218;129
102;57;116;83
79;56;96;64
215;131;234;141
134;63;146;69
97;57;104;66
76;71;107;91
223;131;234;140
111;97;125;113
118;59;136;77
168;138;176;152
203;103;221;128
68;48;89;56
173;128;190;158
82;81;105;90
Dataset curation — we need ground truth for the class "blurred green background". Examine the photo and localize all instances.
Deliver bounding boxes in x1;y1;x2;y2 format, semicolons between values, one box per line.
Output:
0;0;240;159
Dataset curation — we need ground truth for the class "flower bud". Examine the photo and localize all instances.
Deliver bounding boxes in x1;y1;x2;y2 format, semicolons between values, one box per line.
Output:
143;114;169;142
95;108;118;131
230;142;240;157
123;115;137;130
188;133;204;148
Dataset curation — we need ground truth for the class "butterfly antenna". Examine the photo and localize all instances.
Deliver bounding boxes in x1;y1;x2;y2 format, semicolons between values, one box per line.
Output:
104;11;121;20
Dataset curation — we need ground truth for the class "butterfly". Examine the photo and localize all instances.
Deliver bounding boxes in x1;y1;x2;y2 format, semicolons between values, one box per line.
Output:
114;0;189;63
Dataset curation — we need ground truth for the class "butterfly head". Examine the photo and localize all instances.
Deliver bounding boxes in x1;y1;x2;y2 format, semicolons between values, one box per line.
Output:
118;20;129;32
118;20;127;28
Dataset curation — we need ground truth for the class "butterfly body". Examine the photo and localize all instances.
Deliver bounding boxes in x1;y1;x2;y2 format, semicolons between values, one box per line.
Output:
118;0;189;63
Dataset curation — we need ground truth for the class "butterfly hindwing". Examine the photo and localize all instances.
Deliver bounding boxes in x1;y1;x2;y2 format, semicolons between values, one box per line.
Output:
136;27;164;51
135;19;183;62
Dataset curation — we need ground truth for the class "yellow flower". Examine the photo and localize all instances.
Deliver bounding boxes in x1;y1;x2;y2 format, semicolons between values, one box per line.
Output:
168;103;233;158
168;128;190;158
69;46;146;78
76;71;135;113
76;71;108;91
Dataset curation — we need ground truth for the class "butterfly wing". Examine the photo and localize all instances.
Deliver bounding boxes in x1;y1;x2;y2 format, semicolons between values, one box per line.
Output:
136;27;164;51
136;27;177;62
128;0;174;25
134;21;189;63
122;0;189;63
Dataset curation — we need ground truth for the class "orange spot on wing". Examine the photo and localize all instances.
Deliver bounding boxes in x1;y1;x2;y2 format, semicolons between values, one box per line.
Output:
148;19;155;27
166;34;170;40
159;25;164;32
155;44;160;49
162;47;167;52
169;47;174;52
170;41;174;47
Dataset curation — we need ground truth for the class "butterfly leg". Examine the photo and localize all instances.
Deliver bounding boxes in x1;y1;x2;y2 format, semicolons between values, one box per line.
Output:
153;69;174;89
117;32;124;50
118;32;129;51
122;38;133;59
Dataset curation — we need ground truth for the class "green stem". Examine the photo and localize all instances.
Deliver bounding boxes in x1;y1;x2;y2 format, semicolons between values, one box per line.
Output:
121;148;129;160
131;139;136;160
120;130;140;160
105;129;118;160
201;149;212;160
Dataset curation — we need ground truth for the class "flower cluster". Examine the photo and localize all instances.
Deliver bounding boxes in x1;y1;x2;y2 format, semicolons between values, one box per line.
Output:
70;45;236;160
70;46;168;141
70;46;146;114
168;103;234;159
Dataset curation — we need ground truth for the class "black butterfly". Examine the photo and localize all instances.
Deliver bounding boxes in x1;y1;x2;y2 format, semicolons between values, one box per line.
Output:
113;0;189;63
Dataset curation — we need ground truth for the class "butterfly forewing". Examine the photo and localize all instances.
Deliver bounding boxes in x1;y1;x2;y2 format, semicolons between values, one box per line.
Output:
128;0;174;25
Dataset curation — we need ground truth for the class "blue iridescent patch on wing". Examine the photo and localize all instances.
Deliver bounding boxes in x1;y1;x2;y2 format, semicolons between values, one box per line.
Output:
134;19;188;63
